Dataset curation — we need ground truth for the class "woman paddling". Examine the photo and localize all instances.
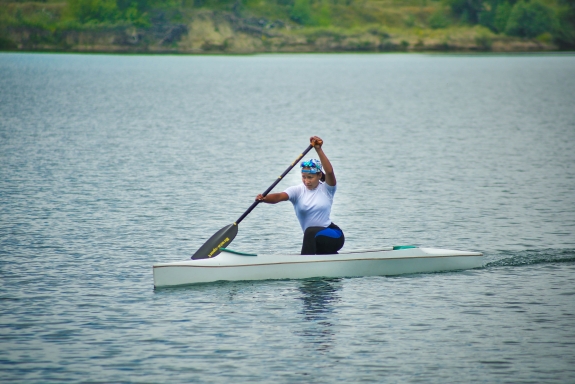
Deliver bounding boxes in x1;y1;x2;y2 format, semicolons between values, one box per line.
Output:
256;136;344;255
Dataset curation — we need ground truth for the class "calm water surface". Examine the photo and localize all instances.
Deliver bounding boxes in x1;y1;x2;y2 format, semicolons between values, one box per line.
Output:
1;53;575;383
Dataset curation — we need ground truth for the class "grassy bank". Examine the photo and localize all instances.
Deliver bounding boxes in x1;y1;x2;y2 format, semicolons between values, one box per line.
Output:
1;0;573;53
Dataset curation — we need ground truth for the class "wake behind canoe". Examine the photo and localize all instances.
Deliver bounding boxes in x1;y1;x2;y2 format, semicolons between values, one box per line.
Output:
153;247;483;287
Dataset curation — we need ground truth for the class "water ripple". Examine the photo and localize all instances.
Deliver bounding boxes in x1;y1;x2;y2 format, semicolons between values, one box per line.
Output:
1;53;574;383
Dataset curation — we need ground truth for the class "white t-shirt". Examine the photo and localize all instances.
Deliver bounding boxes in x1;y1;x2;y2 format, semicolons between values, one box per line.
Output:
284;182;336;231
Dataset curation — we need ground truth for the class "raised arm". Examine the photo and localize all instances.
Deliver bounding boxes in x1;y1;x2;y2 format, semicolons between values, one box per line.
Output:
310;136;336;187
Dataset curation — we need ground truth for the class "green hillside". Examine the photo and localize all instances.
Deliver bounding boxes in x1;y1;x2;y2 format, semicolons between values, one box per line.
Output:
1;0;574;52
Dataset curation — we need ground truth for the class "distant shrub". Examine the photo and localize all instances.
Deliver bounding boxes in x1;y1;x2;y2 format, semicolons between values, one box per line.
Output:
0;36;17;50
494;1;512;32
554;0;575;48
475;28;493;49
505;0;558;38
536;31;553;42
315;3;331;27
290;0;331;26
446;0;484;23
478;9;494;30
404;14;416;27
68;0;120;23
123;3;150;27
368;27;390;39
290;0;312;25
428;10;450;29
66;0;154;26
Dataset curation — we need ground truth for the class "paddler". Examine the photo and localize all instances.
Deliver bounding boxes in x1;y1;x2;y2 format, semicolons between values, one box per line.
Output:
256;136;345;255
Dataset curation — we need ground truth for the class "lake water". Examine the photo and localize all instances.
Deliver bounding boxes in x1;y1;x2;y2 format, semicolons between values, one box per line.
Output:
1;53;574;383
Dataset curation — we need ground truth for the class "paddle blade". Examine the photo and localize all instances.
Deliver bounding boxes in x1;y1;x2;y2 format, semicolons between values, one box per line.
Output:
191;223;238;259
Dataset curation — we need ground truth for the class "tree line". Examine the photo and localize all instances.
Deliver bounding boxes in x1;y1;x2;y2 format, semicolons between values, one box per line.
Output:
447;0;574;44
2;0;574;49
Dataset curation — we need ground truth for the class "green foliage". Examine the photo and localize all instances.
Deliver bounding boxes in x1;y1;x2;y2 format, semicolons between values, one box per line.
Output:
478;9;494;30
478;0;561;38
404;14;416;27
554;0;575;47
289;0;331;26
446;0;484;23
316;3;332;27
475;26;493;48
505;0;558;38
536;30;552;41
2;0;574;51
428;10;450;28
68;0;119;23
290;0;312;24
123;3;151;26
65;0;157;26
0;36;17;50
494;1;512;32
478;0;513;32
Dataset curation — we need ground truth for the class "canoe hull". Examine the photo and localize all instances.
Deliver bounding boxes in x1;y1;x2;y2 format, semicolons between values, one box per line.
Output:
153;248;483;287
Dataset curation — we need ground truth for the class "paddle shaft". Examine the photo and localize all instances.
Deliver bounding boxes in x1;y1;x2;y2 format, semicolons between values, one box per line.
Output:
235;144;314;225
192;144;314;259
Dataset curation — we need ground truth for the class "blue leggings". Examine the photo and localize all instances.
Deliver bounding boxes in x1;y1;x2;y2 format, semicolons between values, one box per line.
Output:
301;223;345;255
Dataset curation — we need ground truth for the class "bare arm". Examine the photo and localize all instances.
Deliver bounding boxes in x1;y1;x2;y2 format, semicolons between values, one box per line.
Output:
256;192;289;204
311;136;336;187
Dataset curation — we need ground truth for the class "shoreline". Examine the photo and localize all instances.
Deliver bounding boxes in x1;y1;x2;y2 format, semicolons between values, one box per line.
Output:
1;10;563;54
2;50;574;55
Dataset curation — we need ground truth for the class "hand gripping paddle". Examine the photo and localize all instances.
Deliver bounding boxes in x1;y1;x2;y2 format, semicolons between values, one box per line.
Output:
191;145;314;259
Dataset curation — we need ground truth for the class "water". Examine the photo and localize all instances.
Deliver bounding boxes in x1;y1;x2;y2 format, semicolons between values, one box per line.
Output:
1;53;575;383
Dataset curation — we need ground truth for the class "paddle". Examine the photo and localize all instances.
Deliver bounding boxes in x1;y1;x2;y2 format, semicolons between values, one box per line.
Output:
191;144;314;259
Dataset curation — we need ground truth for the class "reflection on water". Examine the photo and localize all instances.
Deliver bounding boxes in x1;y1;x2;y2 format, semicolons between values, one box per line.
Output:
296;278;342;352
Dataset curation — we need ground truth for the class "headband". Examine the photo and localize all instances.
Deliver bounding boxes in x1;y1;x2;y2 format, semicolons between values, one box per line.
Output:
300;159;322;174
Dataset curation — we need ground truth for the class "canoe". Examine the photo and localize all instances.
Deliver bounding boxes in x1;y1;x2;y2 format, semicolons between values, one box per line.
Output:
153;246;483;287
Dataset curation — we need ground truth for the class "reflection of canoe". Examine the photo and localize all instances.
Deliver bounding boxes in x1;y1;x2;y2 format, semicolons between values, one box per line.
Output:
153;246;483;287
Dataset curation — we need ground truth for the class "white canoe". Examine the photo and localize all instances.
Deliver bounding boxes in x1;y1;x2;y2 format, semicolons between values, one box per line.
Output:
153;246;483;287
